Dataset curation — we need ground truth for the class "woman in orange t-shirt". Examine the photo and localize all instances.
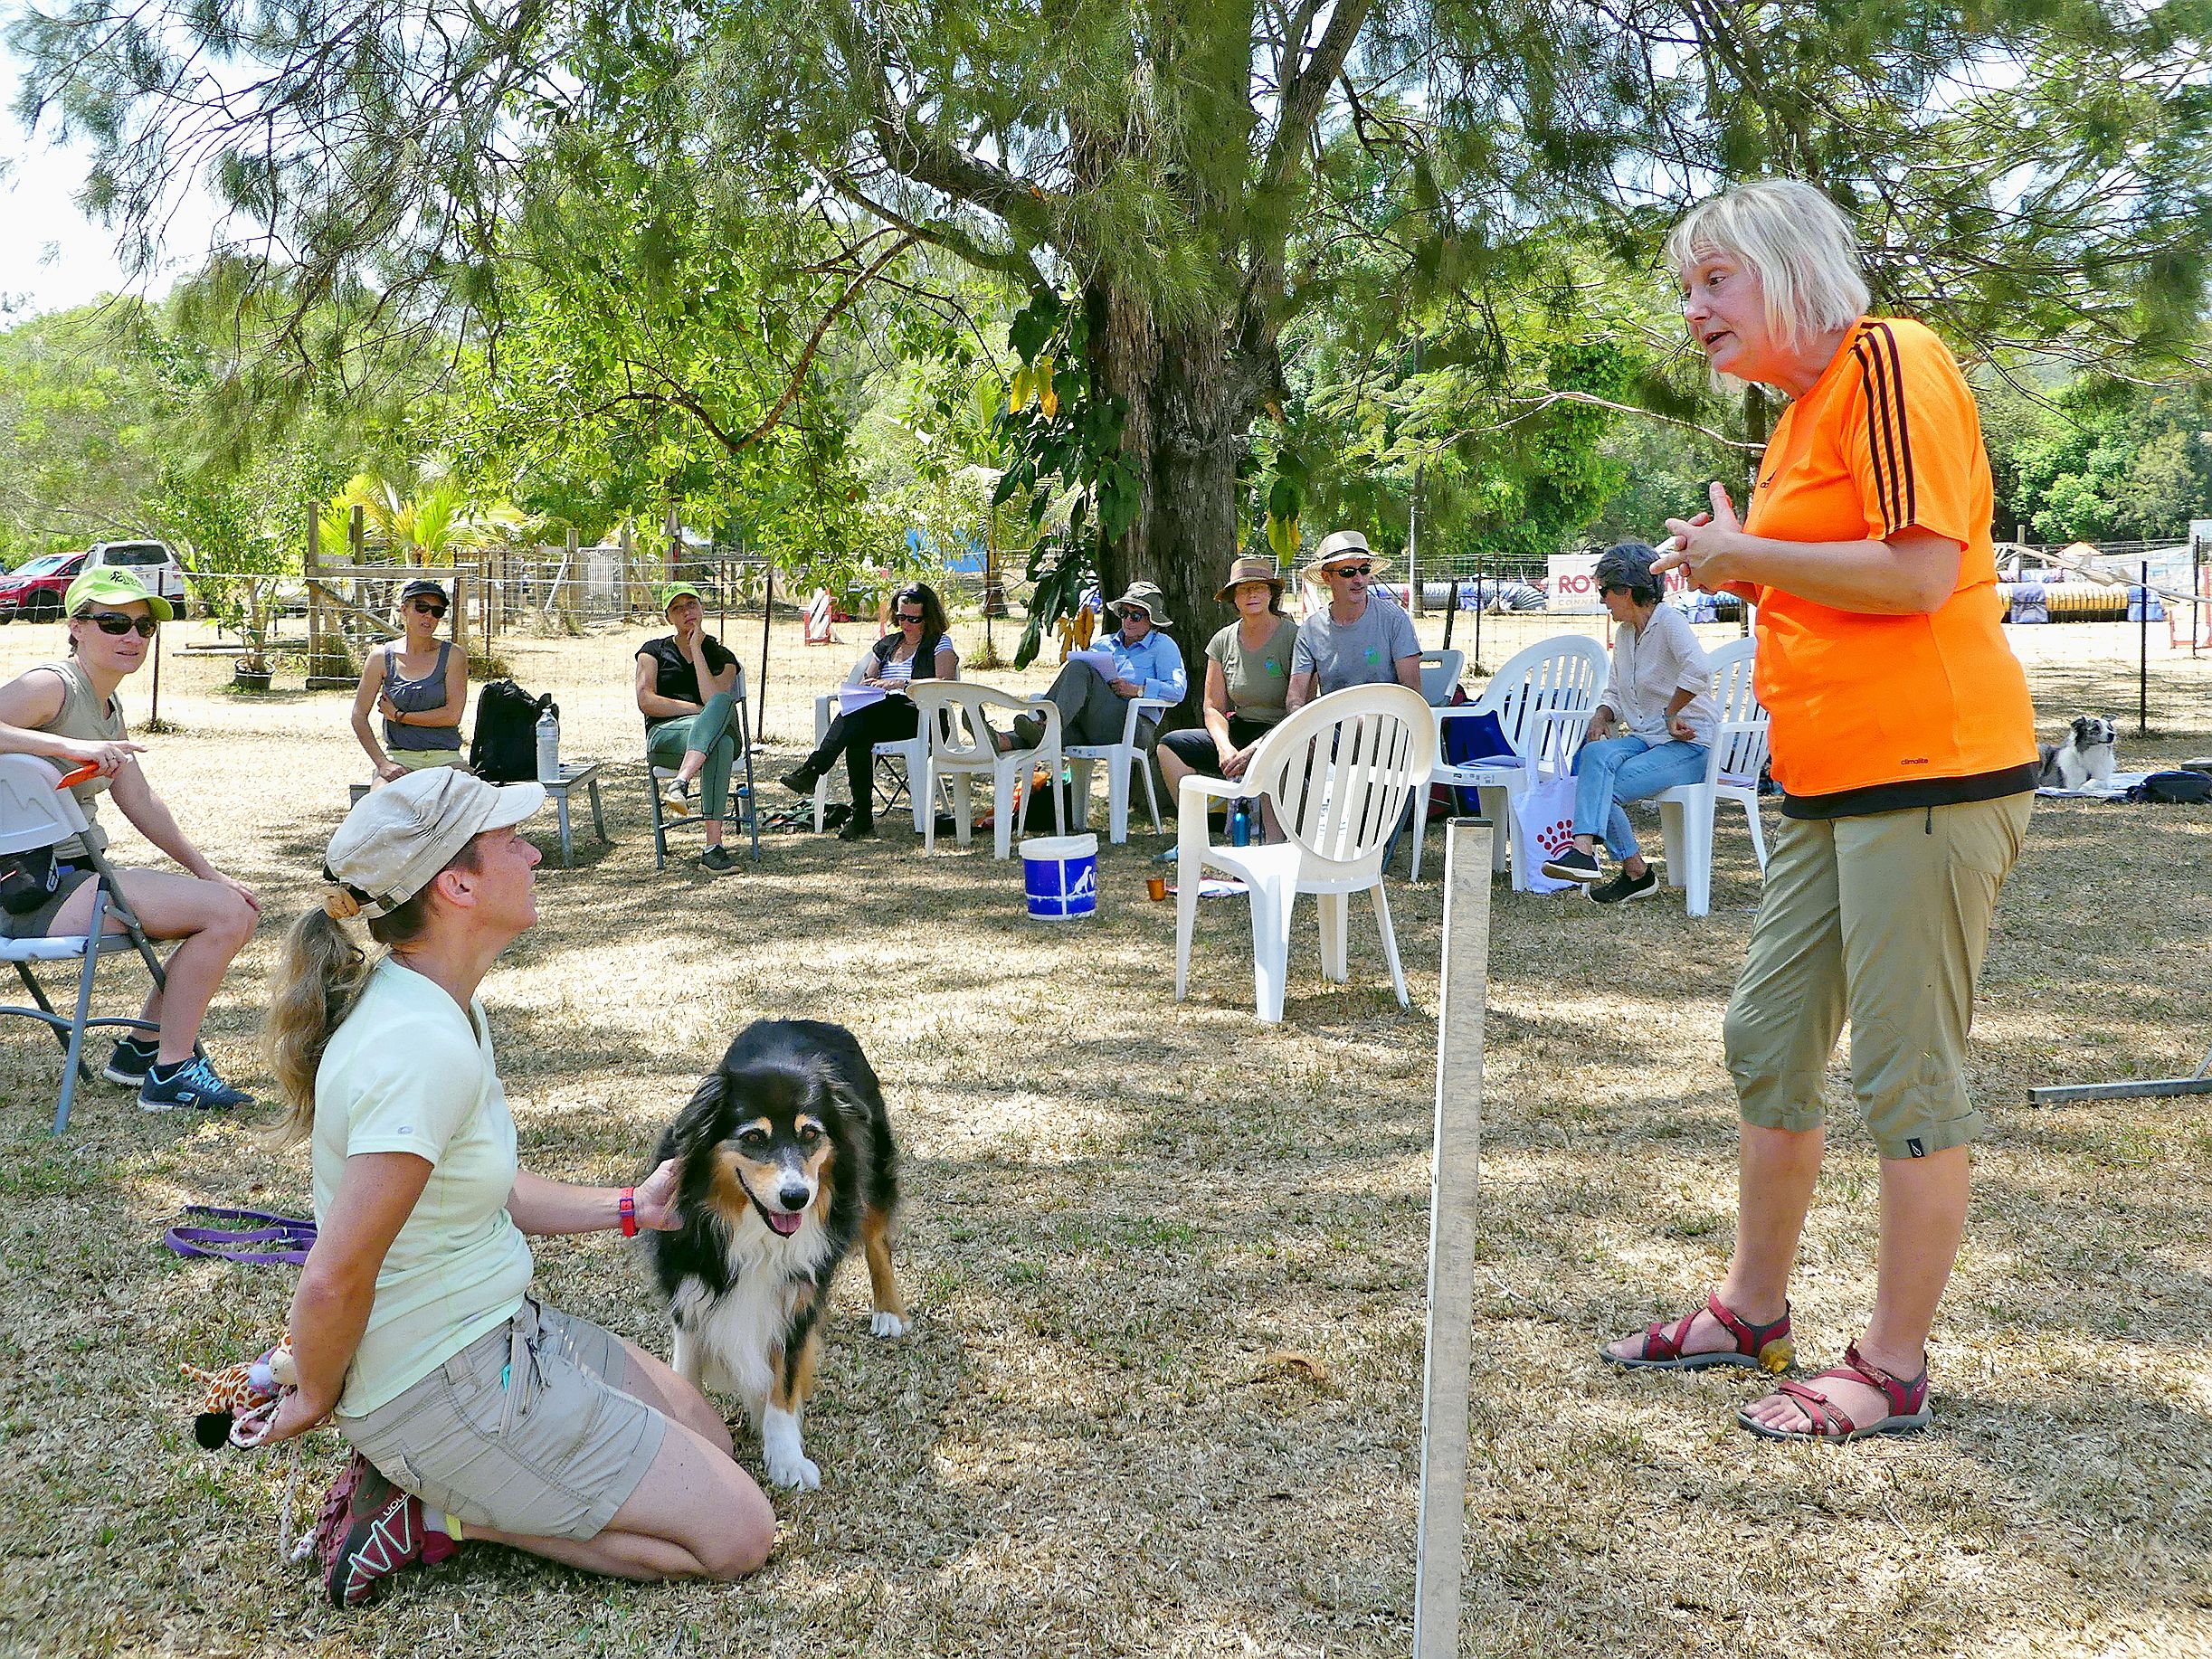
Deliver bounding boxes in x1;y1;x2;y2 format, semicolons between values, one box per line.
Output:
1600;180;2036;1445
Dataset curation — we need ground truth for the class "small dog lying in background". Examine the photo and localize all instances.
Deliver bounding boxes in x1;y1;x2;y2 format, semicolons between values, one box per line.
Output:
2037;715;2120;791
647;1019;906;1491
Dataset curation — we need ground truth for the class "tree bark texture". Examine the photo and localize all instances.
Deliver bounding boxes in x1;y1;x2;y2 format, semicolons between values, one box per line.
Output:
1084;280;1262;723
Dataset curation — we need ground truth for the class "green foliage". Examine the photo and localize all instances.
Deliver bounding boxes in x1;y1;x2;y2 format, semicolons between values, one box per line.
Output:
148;455;299;664
991;294;1138;667
1997;379;2212;544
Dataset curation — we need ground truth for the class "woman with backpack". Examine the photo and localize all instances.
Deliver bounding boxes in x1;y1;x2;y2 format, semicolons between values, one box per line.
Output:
779;583;959;841
349;579;468;782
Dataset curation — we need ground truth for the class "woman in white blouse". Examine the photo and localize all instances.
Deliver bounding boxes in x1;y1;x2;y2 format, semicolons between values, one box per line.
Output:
1542;543;1716;904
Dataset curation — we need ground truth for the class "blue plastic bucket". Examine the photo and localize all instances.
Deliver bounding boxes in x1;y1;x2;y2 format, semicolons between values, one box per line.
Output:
1021;833;1098;921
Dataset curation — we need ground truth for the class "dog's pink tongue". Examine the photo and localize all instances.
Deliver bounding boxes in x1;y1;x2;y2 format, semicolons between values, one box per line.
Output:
767;1210;803;1236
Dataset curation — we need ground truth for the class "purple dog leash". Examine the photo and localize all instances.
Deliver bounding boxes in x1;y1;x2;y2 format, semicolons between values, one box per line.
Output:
163;1205;318;1266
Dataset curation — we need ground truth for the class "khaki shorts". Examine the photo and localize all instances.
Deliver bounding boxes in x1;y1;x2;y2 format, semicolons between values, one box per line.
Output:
337;1298;666;1541
1723;793;2030;1161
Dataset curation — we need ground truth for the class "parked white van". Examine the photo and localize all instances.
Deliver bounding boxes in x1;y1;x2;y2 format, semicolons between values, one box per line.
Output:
83;540;190;605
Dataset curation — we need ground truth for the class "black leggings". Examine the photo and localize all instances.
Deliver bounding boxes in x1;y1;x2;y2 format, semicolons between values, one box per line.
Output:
804;697;923;824
1157;715;1275;779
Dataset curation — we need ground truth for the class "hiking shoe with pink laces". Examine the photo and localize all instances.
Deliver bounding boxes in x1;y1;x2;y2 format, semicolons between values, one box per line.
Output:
324;1458;456;1608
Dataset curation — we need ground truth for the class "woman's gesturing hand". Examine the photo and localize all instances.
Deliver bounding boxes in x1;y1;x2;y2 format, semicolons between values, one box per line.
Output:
71;738;146;777
1657;482;1746;592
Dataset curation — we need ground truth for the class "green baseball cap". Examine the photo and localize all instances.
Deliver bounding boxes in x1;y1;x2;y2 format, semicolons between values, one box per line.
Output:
64;566;174;622
659;583;704;615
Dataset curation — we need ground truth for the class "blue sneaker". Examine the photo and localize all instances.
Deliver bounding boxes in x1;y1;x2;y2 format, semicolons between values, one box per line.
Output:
138;1056;254;1112
101;1035;159;1086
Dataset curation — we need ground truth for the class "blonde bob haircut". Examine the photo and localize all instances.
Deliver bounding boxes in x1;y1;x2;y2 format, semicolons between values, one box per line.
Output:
1666;179;1871;355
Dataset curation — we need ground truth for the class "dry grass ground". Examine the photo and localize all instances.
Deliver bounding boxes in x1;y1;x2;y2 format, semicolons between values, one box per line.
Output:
0;611;2207;1658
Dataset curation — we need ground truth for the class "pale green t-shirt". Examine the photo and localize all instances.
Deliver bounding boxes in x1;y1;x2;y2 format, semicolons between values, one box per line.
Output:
315;959;534;1417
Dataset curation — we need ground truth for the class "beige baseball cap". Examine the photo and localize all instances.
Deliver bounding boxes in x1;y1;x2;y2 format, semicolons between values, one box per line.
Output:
323;767;545;919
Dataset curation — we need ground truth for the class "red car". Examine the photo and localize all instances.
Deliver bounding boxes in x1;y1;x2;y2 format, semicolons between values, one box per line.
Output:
0;552;87;622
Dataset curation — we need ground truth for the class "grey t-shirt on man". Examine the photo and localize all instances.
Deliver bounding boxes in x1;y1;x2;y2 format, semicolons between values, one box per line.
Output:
1291;597;1421;694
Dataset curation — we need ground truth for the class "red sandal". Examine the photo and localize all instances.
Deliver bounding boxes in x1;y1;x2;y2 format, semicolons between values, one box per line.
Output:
1601;1290;1794;1373
1737;1342;1932;1443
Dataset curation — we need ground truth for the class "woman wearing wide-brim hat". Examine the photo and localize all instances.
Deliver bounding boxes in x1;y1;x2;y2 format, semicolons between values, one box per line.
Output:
1004;578;1188;754
256;767;772;1606
1157;556;1298;800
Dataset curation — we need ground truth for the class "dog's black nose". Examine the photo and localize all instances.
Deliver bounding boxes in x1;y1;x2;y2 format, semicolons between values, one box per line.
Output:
778;1186;811;1212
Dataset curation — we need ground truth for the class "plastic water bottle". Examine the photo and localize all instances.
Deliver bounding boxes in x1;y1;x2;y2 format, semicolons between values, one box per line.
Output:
535;704;561;783
1229;798;1252;848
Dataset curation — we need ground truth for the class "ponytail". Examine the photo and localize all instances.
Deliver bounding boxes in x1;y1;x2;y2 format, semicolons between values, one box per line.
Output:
263;840;481;1142
264;908;375;1141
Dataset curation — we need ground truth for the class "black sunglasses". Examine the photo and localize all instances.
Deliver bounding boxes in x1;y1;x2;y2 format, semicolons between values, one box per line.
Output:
895;611;926;624
409;599;448;617
85;611;158;638
1328;563;1372;578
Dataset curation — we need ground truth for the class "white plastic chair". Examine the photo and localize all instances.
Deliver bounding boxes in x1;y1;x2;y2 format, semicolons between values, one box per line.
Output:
809;687;938;834
1174;684;1437;1024
0;755;173;1133
1411;635;1607;884
1650;637;1771;917
1417;649;1466;706
1064;695;1172;844
905;682;1065;859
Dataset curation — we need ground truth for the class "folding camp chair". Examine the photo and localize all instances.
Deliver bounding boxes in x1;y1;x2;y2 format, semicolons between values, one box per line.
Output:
0;754;180;1133
646;664;761;867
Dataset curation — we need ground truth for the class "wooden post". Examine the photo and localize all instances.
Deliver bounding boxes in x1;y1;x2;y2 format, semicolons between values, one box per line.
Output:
1413;818;1491;1659
665;507;681;584
304;502;324;669
451;563;471;663
621;518;642;618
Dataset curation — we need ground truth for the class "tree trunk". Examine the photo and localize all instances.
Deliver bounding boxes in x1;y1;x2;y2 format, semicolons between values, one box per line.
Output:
1084;280;1256;724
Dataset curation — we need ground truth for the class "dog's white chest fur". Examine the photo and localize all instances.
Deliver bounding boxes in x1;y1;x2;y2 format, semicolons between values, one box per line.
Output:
669;1217;833;1417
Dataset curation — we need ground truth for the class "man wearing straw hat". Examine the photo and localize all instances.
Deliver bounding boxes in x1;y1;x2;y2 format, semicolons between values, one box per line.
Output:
1285;531;1422;710
1009;580;1187;753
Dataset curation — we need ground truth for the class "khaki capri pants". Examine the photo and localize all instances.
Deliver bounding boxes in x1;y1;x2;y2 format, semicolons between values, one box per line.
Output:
1723;793;2031;1161
337;1297;666;1541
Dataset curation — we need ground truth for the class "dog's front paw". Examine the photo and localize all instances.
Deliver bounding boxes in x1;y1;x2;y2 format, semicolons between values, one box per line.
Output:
761;1407;821;1491
870;1311;907;1340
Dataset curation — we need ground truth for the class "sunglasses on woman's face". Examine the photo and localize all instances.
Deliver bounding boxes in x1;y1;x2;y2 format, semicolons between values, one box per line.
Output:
410;599;448;618
86;611;158;638
896;611;925;624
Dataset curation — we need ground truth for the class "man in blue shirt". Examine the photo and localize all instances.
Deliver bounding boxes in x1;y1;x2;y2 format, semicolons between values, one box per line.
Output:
1012;582;1188;751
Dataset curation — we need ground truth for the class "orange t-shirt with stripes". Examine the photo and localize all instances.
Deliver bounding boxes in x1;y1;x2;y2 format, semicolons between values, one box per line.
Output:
1742;317;2036;806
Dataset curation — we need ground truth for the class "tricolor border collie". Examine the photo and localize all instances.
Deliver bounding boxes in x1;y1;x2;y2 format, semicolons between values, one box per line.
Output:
647;1019;906;1490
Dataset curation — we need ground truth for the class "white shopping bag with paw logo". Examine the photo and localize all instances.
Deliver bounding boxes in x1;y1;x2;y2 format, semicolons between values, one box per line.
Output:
1510;773;1580;895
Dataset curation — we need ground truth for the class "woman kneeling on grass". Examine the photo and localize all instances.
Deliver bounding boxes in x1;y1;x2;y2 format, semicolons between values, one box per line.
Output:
256;768;772;1607
0;567;259;1110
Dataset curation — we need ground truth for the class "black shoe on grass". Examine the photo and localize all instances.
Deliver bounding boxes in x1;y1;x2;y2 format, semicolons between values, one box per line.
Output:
1588;867;1659;905
1541;846;1602;883
837;817;877;842
699;844;738;875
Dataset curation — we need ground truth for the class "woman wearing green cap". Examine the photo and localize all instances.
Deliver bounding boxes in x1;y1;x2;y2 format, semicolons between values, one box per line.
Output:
0;566;259;1110
634;585;741;874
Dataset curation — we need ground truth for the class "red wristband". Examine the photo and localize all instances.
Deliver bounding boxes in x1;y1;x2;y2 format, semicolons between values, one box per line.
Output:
617;1189;638;1237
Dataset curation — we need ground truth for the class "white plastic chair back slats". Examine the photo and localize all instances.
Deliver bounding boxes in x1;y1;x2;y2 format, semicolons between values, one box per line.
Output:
1651;636;1770;916
1174;685;1435;1022
1409;634;1606;885
907;681;1065;858
1706;641;1770;787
